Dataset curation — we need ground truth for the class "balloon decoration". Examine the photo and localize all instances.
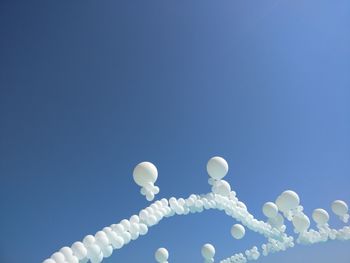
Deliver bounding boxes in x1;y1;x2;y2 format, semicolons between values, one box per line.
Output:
43;156;350;263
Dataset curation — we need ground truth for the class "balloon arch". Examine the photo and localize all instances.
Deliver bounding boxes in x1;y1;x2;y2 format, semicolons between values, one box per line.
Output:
43;157;350;263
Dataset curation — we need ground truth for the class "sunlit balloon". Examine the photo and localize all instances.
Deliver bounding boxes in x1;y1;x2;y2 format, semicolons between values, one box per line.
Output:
332;200;348;216
51;252;65;263
292;213;310;233
155;247;169;262
207;156;228;180
312;209;329;225
95;231;109;248
231;224;246;239
268;213;284;229
201;243;215;259
101;245;113;258
276;190;300;212
212;180;231;196
71;242;87;260
262;202;278;218
133;162;158;187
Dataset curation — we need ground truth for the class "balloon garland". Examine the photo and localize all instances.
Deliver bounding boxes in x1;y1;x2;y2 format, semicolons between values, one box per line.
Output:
43;156;350;263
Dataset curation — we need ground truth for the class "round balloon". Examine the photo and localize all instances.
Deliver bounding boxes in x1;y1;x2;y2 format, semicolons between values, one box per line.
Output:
201;243;215;259
71;242;87;260
51;252;65;263
59;247;73;258
276;190;300;212
133;162;158;187
312;208;329;225
231;224;245;239
331;200;348;216
268;213;284;229
206;156;228;180
262;202;278;218
292;213;310;233
155;247;169;262
95;231;109;248
212;180;231;196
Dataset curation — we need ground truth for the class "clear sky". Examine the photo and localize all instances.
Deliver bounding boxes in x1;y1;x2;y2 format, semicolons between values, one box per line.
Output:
0;0;349;262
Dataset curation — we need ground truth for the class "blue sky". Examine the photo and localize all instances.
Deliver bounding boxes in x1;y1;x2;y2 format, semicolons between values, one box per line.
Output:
0;0;349;262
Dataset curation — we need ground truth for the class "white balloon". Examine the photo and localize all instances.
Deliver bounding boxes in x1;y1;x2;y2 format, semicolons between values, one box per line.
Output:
71;241;87;260
130;215;140;224
231;224;245;239
201;243;215;259
51;252;65;263
212;180;231;196
268;213;284;229
292;214;310;233
262;202;278;218
95;231;109;248
101;245;113;258
130;223;140;235
207;156;228;180
86;244;101;258
155;247;169;262
237;201;247;211
133;161;158;187
59;247;73;258
276;190;300;212
312;209;329;225
139;209;149;221
161;198;169;206
102;228;124;249
113;235;124;249
154;186;160;194
146;192;155;201
111;224;124;234
120;219;131;231
65;256;79;263
89;251;103;263
332;200;348;216
83;235;96;247
120;231;131;244
139;223;148;235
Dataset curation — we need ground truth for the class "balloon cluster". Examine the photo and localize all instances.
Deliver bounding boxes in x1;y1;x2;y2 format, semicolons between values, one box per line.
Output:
43;156;350;263
133;162;160;201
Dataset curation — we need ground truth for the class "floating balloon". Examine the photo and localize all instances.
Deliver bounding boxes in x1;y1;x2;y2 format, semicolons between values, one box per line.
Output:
83;235;96;247
201;243;215;259
276;190;300;212
262;202;278;218
231;224;246;239
133;161;160;201
207;156;228;180
42;157;350;263
71;242;87;260
212;180;231;196
95;231;109;248
332;200;348;216
267;213;284;229
155;247;169;262
292;213;310;233
101;245;113;258
51;252;65;263
133;162;158;186
312;209;329;225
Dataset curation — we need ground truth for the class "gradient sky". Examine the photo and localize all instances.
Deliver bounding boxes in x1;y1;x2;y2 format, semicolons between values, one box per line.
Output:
0;0;350;262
